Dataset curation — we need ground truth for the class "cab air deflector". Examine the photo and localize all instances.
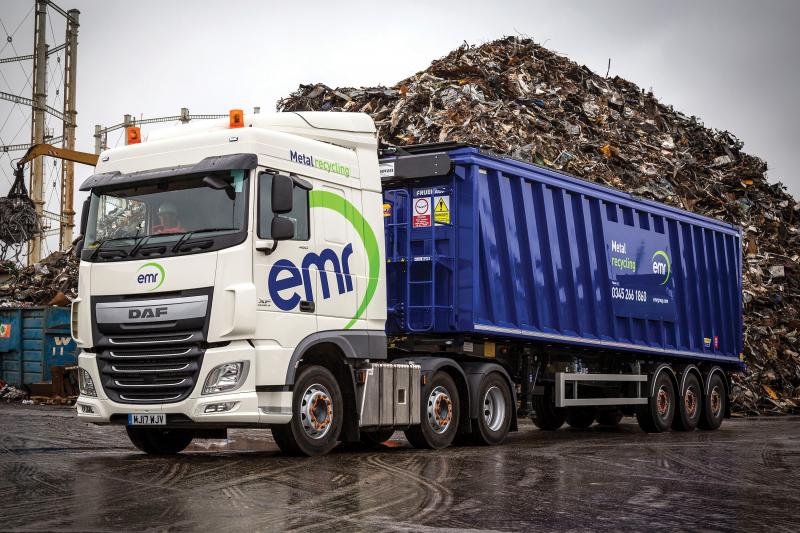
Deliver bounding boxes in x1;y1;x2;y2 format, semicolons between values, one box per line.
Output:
80;153;258;191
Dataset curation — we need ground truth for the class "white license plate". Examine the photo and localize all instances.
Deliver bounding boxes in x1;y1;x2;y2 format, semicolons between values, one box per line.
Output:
127;413;166;425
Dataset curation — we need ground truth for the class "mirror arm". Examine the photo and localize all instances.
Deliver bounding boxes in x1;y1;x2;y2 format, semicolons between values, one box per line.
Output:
256;241;279;256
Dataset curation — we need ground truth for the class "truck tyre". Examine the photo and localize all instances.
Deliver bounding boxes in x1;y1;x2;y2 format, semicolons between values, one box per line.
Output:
637;371;676;433
470;372;512;445
698;373;726;430
360;429;395;447
404;371;460;449
125;427;193;455
672;372;702;431
566;407;596;429
271;365;343;456
595;409;624;427
531;386;566;430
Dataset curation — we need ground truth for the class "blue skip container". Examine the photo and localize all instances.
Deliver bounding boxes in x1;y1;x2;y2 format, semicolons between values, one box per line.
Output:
0;306;76;387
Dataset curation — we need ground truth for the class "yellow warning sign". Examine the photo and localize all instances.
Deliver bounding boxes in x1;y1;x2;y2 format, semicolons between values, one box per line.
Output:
434;195;450;224
383;203;391;217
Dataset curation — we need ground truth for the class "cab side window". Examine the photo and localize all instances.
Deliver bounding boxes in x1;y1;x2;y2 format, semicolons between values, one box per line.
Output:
258;172;310;240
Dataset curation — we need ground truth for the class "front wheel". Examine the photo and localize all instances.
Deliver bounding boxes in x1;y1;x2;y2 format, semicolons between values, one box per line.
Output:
271;365;343;456
404;371;460;449
126;427;193;455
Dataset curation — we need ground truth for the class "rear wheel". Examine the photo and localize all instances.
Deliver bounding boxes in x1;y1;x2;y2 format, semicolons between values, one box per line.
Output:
404;371;460;449
672;372;702;431
470;373;512;445
637;370;676;433
126;427;193;455
566;407;596;429
595;409;624;427
360;429;395;447
531;385;566;431
698;373;726;430
271;365;343;456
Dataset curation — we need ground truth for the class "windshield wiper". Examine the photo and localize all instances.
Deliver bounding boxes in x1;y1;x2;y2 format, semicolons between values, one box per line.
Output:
172;228;238;252
89;236;136;259
128;231;185;257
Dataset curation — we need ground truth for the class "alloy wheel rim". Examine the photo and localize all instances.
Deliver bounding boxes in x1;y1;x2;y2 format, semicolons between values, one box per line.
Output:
300;383;333;439
483;386;506;432
427;385;453;434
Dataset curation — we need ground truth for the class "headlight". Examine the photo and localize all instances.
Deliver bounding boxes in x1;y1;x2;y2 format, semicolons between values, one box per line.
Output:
79;368;97;397
202;361;249;395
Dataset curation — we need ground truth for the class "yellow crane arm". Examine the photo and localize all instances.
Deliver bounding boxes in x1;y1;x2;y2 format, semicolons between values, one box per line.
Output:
16;143;99;168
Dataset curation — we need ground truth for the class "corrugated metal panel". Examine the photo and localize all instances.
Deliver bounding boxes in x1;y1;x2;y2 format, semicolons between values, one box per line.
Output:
0;307;76;386
383;147;743;366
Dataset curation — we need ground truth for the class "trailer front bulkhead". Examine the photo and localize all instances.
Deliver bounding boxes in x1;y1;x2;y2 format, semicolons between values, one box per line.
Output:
74;112;743;455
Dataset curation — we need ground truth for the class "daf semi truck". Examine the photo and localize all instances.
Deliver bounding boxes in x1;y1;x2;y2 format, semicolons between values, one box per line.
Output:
74;111;743;456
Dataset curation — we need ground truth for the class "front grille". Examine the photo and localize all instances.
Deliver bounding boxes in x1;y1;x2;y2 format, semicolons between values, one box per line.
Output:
97;332;204;404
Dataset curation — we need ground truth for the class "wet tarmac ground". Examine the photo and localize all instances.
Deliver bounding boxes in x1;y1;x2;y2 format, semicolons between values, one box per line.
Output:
0;405;798;532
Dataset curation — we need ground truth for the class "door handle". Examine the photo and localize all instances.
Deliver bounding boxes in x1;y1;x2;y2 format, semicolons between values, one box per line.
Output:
299;300;315;313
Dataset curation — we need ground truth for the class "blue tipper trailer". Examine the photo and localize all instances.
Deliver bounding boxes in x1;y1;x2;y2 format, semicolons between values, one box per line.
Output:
0;306;77;387
381;143;742;433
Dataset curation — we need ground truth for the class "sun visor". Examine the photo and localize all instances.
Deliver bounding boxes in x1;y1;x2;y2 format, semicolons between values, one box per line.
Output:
80;153;258;191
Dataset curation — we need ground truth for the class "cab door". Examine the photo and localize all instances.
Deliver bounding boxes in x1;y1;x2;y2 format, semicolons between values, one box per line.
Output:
312;184;361;331
253;170;318;345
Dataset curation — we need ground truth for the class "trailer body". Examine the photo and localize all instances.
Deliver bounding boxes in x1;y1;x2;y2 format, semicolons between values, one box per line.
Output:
382;145;743;366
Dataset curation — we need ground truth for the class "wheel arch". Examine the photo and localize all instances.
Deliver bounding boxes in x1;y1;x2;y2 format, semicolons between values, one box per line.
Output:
678;364;703;393
649;363;679;396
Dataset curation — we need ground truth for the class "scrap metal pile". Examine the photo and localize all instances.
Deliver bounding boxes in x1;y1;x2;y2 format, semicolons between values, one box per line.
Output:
0;169;40;264
279;36;800;414
0;248;77;308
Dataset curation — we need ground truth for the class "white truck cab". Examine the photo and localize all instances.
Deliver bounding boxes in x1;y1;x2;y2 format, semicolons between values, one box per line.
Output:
75;111;397;455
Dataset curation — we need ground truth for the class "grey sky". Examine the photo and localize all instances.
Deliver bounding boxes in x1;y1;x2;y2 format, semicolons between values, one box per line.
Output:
1;0;799;227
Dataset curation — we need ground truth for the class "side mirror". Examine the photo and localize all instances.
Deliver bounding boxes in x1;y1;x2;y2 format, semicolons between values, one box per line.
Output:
271;174;293;214
271;216;295;241
74;237;85;257
79;197;90;235
257;215;295;256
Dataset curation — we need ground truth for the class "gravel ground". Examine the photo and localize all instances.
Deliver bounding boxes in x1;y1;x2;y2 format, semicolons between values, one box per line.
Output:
0;404;798;532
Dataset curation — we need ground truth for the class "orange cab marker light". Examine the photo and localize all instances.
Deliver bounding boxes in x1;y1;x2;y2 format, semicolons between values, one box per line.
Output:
126;126;141;145
230;109;244;128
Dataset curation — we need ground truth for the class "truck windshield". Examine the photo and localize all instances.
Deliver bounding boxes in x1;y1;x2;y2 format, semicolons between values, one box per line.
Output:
84;169;248;256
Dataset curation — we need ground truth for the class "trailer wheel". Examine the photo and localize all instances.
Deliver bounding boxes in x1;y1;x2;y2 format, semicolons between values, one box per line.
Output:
566;407;596;429
531;385;566;431
637;370;676;433
404;371;460;449
672;372;702;431
595;409;624;427
271;365;343;456
698;373;726;430
125;427;193;455
470;372;512;445
360;429;395;447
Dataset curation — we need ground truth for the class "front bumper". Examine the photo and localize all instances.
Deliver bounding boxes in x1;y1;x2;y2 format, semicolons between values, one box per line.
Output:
76;342;292;426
